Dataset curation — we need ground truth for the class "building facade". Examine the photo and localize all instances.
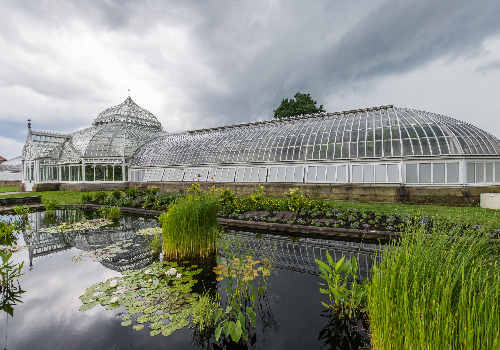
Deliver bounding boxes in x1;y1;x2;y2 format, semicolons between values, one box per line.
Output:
20;99;500;191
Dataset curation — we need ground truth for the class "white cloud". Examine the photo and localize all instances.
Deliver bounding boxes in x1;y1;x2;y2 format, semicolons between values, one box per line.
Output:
0;136;25;159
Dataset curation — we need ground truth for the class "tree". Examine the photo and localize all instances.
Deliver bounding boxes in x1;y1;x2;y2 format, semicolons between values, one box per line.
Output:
273;92;325;119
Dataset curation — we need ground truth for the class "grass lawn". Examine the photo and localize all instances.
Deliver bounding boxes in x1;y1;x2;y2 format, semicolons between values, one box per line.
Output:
0;189;110;205
0;186;19;193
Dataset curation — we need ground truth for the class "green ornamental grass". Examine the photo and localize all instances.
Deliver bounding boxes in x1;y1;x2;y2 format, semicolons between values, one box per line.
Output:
161;193;219;260
368;224;500;349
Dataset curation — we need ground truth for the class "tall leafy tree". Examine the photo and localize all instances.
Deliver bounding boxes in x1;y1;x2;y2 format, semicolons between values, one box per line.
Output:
273;92;325;119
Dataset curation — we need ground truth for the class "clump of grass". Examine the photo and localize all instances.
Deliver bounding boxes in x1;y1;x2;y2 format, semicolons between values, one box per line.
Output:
98;206;121;220
191;291;221;332
160;192;219;259
369;223;500;349
43;199;59;216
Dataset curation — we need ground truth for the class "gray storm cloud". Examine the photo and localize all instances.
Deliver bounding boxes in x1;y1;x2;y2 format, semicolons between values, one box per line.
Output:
1;0;500;158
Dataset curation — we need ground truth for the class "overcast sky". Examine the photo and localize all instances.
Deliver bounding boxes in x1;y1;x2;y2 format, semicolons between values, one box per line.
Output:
1;0;500;159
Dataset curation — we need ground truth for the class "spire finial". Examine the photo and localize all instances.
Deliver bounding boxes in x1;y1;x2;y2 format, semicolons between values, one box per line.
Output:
28;119;31;128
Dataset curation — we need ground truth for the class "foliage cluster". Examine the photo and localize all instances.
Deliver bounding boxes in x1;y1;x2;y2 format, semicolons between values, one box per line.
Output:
273;92;325;119
160;192;219;259
98;206;121;220
79;261;202;336
368;226;500;349
317;253;369;319
43;198;59;216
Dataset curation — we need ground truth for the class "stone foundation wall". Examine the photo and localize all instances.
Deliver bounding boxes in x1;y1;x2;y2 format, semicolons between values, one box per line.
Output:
21;181;500;207
0;180;21;187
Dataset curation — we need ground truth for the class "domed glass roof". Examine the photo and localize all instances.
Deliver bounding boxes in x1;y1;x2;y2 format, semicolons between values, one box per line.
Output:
93;97;162;129
130;106;500;167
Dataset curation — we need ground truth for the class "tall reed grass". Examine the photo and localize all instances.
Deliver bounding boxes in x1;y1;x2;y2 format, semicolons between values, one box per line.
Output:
369;224;500;349
160;193;219;259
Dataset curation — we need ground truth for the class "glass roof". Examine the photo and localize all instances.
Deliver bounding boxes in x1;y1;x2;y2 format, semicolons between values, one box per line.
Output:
27;97;163;160
93;96;162;128
130;106;500;167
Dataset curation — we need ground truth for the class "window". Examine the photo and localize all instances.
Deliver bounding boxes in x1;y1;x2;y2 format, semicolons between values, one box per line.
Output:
363;165;374;182
433;163;445;183
419;163;431;183
447;163;459;183
352;165;362;182
375;164;386;182
387;164;399;182
406;164;418;183
306;166;316;182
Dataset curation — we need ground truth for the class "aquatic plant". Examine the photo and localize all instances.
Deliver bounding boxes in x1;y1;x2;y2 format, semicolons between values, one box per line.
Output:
136;227;163;253
98;206;121;220
79;261;202;336
190;291;221;332
316;253;369;319
214;302;256;343
0;250;25;316
39;218;112;233
213;256;270;307
0;221;16;246
369;226;500;349
160;192;219;260
43;199;59;216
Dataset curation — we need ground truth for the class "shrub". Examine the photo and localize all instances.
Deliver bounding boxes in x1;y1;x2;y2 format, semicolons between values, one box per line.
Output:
161;193;219;259
124;188;140;199
94;191;107;202
0;221;16;246
369;225;500;349
146;187;160;196
81;193;93;204
111;190;122;200
44;199;59;213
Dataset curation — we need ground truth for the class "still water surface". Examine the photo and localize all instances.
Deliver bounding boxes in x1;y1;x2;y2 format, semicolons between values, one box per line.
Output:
1;210;377;349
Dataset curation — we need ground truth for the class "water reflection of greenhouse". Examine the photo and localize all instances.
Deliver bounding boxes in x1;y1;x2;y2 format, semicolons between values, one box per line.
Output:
15;97;500;189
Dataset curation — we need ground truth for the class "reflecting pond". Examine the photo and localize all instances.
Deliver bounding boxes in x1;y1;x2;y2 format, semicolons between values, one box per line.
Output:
1;209;380;349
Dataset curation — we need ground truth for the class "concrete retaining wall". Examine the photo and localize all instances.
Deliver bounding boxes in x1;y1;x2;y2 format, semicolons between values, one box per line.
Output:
0;180;21;187
0;196;41;206
19;181;500;206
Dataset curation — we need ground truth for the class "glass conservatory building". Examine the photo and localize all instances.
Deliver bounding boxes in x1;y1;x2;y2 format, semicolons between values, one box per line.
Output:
21;97;163;191
129;105;500;187
22;101;500;189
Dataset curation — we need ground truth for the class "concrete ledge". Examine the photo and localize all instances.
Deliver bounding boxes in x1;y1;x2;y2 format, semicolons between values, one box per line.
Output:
0;196;42;206
217;218;399;240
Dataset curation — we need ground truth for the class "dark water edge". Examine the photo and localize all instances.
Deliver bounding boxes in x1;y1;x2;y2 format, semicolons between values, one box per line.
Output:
1;210;374;350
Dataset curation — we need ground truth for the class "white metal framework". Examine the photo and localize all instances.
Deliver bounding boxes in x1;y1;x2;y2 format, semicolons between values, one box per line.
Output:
21;102;500;188
129;105;500;186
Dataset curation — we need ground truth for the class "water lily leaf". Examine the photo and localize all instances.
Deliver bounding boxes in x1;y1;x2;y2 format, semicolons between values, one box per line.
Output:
161;325;175;336
121;320;132;327
133;324;144;331
136;314;150;323
150;329;161;336
149;321;164;330
122;314;131;321
106;303;120;310
79;302;99;311
149;315;161;323
176;319;188;329
143;305;158;314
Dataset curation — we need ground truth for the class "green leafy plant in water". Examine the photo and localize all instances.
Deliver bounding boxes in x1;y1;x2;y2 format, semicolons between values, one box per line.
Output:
160;192;219;260
79;261;202;337
1;249;25;316
43;199;59;216
0;221;17;246
190;291;221;332
40;218;112;233
316;253;369;319
98;206;121;220
214;302;256;343
136;227;163;253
